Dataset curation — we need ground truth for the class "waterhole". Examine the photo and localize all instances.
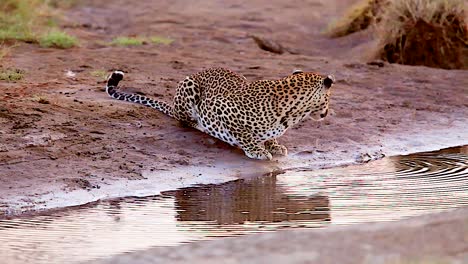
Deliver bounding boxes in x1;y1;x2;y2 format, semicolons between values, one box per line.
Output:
0;146;467;263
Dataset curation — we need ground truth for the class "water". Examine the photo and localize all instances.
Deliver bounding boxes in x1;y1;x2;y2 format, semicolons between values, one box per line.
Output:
0;147;467;263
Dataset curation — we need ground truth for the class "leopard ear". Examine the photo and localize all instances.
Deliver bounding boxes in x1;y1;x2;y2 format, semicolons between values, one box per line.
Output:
292;69;303;75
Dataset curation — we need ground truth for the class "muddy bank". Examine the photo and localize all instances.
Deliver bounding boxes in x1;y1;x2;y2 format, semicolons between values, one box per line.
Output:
1;121;466;215
1;0;468;214
93;209;468;264
92;207;468;264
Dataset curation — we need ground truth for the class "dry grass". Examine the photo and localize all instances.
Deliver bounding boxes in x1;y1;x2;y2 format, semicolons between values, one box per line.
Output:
389;258;449;264
0;67;24;82
0;44;11;60
375;0;467;69
90;69;108;80
31;95;50;104
47;0;77;9
325;0;389;38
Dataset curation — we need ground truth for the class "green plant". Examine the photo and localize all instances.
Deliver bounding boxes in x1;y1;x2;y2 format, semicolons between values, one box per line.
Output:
0;0;79;47
0;68;24;82
39;30;77;48
111;37;145;46
90;69;108;80
0;0;47;42
149;36;173;45
110;36;174;46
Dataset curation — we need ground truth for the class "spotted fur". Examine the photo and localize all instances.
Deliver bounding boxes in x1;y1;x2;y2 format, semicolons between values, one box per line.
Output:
106;68;334;160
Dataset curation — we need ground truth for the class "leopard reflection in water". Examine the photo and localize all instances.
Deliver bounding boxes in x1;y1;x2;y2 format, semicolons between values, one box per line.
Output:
164;173;330;225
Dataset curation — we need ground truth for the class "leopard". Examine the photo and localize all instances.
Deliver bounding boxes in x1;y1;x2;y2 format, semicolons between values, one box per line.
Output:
106;67;334;160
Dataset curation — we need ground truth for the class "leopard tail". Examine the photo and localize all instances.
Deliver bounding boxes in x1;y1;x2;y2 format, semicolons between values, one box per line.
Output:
106;71;174;118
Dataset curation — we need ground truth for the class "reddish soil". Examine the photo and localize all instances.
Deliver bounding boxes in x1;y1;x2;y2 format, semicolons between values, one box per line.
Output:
0;0;467;214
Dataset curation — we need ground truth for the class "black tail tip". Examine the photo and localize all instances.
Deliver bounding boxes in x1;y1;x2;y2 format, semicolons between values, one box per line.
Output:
323;75;334;88
107;71;124;87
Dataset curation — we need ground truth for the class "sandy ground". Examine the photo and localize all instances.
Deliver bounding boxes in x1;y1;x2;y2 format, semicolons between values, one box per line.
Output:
1;0;467;214
93;207;468;264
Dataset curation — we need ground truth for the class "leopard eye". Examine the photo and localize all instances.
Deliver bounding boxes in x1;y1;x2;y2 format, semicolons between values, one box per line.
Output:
292;69;303;75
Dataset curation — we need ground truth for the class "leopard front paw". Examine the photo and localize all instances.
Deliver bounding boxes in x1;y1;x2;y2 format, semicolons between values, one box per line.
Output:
265;140;288;156
267;144;288;156
244;149;273;160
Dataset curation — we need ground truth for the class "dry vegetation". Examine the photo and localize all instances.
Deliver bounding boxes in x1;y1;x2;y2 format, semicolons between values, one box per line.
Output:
0;67;24;81
327;0;467;69
326;0;388;38
376;0;467;69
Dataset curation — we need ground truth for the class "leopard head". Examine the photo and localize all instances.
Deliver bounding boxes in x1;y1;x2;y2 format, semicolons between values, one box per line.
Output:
290;70;334;121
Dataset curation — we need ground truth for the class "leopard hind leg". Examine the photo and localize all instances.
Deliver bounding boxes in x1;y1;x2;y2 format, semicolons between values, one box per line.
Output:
173;77;202;129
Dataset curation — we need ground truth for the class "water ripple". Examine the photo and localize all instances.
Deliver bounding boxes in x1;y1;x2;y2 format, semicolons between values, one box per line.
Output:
0;147;466;263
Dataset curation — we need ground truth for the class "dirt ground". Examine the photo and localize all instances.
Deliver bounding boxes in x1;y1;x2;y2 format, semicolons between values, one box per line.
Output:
0;0;467;214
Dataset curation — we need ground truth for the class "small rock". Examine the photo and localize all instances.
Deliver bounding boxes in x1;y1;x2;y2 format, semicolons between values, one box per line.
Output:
357;153;373;163
356;151;385;163
367;60;386;67
66;70;76;78
250;35;285;54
